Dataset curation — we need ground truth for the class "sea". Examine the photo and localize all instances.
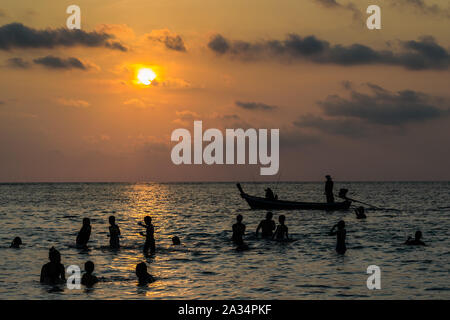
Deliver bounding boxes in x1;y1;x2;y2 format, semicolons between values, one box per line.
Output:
0;182;449;299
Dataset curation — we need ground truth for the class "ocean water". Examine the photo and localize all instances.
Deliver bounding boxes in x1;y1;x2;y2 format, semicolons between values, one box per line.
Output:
0;182;449;300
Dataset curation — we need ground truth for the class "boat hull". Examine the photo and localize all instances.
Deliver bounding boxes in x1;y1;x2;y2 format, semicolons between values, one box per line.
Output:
239;190;351;211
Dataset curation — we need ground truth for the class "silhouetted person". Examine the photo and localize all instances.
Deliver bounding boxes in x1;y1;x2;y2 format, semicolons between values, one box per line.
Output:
10;237;22;248
40;247;66;285
232;214;246;245
76;218;91;249
265;188;276;200
172;236;181;245
136;262;155;286
325;175;334;203
355;206;367;219
256;212;276;238
273;215;289;240
81;261;98;287
108;216;121;249
329;220;346;254
139;216;155;256
405;230;426;246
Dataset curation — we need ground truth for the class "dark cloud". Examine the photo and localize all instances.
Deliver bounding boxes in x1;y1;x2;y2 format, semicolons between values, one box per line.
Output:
0;23;127;51
318;83;449;125
235;101;278;111
33;56;87;70
148;31;186;52
163;35;186;52
294;115;368;137
208;34;450;70
6;57;31;69
208;34;230;54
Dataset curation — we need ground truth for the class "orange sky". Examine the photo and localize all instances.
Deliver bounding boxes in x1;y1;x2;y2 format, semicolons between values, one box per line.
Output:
0;1;449;181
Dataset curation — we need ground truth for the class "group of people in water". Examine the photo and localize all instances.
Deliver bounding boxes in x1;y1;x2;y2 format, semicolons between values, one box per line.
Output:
231;207;425;255
8;215;183;288
8;176;427;289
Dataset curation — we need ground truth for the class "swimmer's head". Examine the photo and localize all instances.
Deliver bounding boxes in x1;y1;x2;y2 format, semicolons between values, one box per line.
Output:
279;215;286;224
337;220;345;229
49;247;61;263
109;216;115;225
172;236;181;245
358;206;364;213
85;261;95;274
266;212;273;219
236;214;243;222
144;216;152;225
415;230;422;240
11;237;22;247
136;262;147;278
83;218;90;226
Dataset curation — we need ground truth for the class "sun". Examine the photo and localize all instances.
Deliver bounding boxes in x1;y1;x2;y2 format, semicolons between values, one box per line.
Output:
137;68;157;85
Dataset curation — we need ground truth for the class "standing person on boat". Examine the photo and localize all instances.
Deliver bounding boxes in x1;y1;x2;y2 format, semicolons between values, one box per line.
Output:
256;212;276;238
232;214;246;245
325;175;335;203
329;220;346;254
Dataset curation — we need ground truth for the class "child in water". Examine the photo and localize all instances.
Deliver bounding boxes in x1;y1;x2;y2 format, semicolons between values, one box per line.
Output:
139;216;155;256
135;262;155;286
10;237;22;248
108;216;121;249
172;236;181;245
81;261;99;288
76;218;91;249
232;214;246;245
354;207;367;219
272;215;289;241
40;247;66;285
329;220;347;254
405;230;426;246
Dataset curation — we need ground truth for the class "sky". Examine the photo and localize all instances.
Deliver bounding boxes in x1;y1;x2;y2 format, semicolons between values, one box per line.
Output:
0;0;449;182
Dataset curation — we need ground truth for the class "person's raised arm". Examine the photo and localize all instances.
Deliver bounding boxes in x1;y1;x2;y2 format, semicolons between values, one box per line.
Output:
329;225;337;236
256;221;262;237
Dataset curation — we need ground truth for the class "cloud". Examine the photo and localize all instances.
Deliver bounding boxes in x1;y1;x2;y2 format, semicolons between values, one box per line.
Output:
0;23;127;51
33;55;88;70
390;0;450;19
6;57;31;69
173;110;201;126
314;0;362;21
294;114;368;137
235;101;278;111
56;98;90;108
123;98;149;109
318;83;449;125
148;29;186;52
207;34;450;70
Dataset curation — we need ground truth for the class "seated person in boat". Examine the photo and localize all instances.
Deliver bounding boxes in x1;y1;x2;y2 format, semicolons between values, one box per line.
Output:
405;230;426;246
329;220;346;254
272;215;289;241
232;214;246;245
265;188;277;200
355;207;367;219
256;212;276;238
